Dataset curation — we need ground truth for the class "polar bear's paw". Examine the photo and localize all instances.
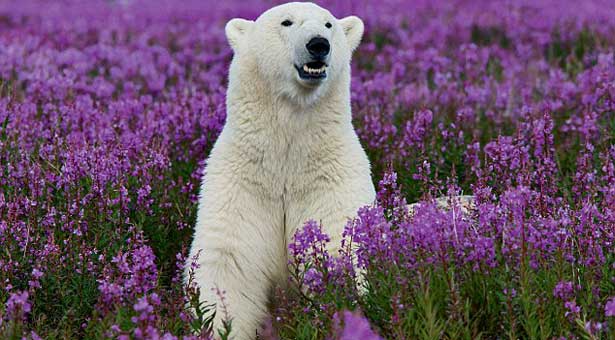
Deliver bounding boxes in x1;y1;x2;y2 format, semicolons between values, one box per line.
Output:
407;195;475;217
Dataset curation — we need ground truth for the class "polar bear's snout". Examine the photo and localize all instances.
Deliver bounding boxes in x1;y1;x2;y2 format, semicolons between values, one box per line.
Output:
306;37;330;60
295;36;330;83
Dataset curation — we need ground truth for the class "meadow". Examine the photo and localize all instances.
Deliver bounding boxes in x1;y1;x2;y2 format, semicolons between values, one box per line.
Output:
0;0;614;339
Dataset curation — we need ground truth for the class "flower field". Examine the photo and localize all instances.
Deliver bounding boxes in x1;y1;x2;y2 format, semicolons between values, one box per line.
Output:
1;0;614;339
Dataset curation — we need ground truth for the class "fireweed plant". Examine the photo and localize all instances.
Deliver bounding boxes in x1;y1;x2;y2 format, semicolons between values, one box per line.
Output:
0;0;614;339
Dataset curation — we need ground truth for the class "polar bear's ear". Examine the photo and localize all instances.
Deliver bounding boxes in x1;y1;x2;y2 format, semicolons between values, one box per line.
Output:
225;18;254;51
339;16;364;52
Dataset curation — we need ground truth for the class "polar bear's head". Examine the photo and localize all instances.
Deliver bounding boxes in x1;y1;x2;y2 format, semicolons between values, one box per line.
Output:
225;2;364;106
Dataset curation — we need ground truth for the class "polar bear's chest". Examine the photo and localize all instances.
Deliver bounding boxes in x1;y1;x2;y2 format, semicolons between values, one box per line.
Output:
265;132;329;182
235;123;346;197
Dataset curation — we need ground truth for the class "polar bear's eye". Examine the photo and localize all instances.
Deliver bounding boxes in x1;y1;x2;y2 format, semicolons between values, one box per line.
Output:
281;20;293;27
325;22;332;29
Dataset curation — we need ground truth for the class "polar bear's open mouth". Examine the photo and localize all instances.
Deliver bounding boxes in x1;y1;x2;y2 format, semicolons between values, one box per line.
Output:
296;61;327;80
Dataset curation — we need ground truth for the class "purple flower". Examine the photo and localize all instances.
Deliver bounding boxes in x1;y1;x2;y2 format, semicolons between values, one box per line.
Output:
5;291;32;320
606;297;615;317
333;310;382;340
289;220;331;266
134;296;153;314
553;281;578;301
401;109;433;154
565;301;581;317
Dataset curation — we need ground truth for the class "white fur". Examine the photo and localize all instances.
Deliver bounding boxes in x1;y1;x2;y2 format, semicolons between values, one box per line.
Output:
188;3;373;339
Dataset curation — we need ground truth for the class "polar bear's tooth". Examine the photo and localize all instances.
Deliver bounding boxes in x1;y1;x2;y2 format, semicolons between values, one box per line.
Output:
303;65;309;72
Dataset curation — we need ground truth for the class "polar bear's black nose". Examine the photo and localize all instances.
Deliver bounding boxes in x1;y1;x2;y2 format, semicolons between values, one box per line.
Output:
306;37;330;59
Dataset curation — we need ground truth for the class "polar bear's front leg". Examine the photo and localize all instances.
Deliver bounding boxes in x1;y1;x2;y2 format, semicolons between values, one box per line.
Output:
284;177;374;296
190;186;285;340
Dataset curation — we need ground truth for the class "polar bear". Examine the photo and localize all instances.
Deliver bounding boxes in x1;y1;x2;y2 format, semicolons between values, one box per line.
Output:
187;2;374;339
